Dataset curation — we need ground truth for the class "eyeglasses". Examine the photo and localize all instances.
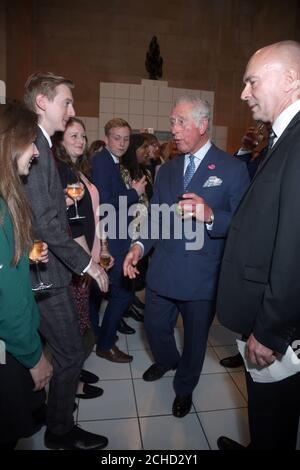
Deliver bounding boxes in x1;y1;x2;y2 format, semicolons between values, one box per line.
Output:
169;117;189;129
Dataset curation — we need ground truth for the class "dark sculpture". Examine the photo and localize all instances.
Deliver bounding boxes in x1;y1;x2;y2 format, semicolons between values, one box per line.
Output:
145;36;163;80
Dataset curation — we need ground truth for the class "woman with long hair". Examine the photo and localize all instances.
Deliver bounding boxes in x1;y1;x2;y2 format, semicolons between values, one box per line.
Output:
53;117;112;398
0;101;52;449
120;133;153;320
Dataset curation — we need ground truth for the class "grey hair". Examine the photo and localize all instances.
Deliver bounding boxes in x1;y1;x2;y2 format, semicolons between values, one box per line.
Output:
174;95;211;128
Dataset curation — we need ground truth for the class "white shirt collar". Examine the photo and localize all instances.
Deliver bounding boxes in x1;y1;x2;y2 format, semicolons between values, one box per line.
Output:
107;149;120;164
184;140;212;171
38;124;52;148
272;100;300;140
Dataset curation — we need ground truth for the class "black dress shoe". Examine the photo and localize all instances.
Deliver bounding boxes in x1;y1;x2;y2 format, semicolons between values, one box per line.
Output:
80;369;99;384
76;383;103;399
124;305;144;322
117;318;136;334
44;425;108;450
219;353;244;368
217;435;246;450
172;394;192;418
143;363;172;382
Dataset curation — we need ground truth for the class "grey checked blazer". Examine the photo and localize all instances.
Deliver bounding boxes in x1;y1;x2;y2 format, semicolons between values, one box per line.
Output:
23;127;90;288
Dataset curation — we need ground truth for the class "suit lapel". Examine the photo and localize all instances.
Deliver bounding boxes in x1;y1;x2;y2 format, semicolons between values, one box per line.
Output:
187;144;220;194
170;156;185;199
171;145;221;197
234;111;300;215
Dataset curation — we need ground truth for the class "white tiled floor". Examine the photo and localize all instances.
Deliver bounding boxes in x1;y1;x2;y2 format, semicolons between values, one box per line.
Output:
16;313;255;450
16;300;300;451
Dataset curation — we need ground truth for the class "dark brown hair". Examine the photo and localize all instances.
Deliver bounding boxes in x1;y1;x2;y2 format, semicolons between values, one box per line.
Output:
122;133;148;180
0;101;37;264
89;139;106;156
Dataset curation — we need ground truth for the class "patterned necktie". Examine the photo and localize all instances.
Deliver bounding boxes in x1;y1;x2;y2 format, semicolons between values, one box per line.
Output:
183;154;196;191
268;129;276;150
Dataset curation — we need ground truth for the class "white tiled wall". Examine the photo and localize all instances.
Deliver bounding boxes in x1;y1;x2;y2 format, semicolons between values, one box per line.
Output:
76;115;99;145
97;79;221;143
79;79;227;150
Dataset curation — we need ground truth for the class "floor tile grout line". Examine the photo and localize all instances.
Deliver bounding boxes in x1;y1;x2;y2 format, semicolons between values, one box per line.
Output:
127;333;145;450
194;409;211;450
228;371;248;403
76;405;249;424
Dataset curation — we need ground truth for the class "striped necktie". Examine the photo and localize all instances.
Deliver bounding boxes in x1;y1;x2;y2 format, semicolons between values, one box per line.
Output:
183;154;196;191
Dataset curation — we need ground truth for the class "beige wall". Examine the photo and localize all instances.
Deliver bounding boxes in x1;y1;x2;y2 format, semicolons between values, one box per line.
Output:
2;0;300;152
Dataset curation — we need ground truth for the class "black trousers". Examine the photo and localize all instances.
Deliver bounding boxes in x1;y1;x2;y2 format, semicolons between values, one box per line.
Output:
0;352;46;444
37;287;85;435
246;370;300;450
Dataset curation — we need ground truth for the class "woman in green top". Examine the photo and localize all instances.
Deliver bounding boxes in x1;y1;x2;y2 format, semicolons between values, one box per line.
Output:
0;101;53;449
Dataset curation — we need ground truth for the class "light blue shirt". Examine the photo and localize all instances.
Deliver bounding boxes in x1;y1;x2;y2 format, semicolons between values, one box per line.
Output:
183;140;212;175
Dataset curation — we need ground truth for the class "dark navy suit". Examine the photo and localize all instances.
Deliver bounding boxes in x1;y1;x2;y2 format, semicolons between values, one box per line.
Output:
140;144;249;395
92;148;139;349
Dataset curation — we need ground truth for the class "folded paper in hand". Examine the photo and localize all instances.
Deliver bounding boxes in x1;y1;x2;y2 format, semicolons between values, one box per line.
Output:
237;340;300;383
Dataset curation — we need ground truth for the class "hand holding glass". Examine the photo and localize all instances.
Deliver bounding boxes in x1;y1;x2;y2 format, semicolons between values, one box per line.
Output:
29;240;52;291
66;183;85;220
99;239;113;270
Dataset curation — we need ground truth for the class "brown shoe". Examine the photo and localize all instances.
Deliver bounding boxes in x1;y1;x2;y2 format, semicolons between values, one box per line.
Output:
96;345;133;363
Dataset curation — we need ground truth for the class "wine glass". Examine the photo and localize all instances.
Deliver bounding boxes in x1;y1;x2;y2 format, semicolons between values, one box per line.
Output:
29;240;52;291
66;182;85;220
99;239;112;270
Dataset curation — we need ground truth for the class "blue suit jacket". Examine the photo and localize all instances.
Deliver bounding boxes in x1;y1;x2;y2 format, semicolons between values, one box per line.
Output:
92;148;139;257
141;144;250;301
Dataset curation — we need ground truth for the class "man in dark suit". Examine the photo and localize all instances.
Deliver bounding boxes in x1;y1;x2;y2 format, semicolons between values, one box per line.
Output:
123;96;249;417
23;72;109;450
217;40;300;450
92;118;147;362
219;124;271;369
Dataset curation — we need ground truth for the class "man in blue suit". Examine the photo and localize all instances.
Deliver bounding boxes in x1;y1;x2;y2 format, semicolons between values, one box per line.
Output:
92;118;146;363
124;96;249;417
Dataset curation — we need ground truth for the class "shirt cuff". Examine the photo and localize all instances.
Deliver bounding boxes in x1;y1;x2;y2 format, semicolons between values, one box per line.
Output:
206;212;214;231
237;148;252;156
82;258;92;275
132;241;144;258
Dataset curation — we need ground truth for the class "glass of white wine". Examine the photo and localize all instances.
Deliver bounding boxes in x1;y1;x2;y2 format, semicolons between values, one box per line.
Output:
29;240;52;291
66;182;85;220
99;239;112;270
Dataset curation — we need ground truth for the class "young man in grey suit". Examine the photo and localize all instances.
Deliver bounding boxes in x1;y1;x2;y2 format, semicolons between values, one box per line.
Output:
217;41;300;450
23;72;109;450
124;96;249;418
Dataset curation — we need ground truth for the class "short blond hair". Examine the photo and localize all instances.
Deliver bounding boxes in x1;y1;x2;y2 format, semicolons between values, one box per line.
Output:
104;118;131;136
24;71;74;112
